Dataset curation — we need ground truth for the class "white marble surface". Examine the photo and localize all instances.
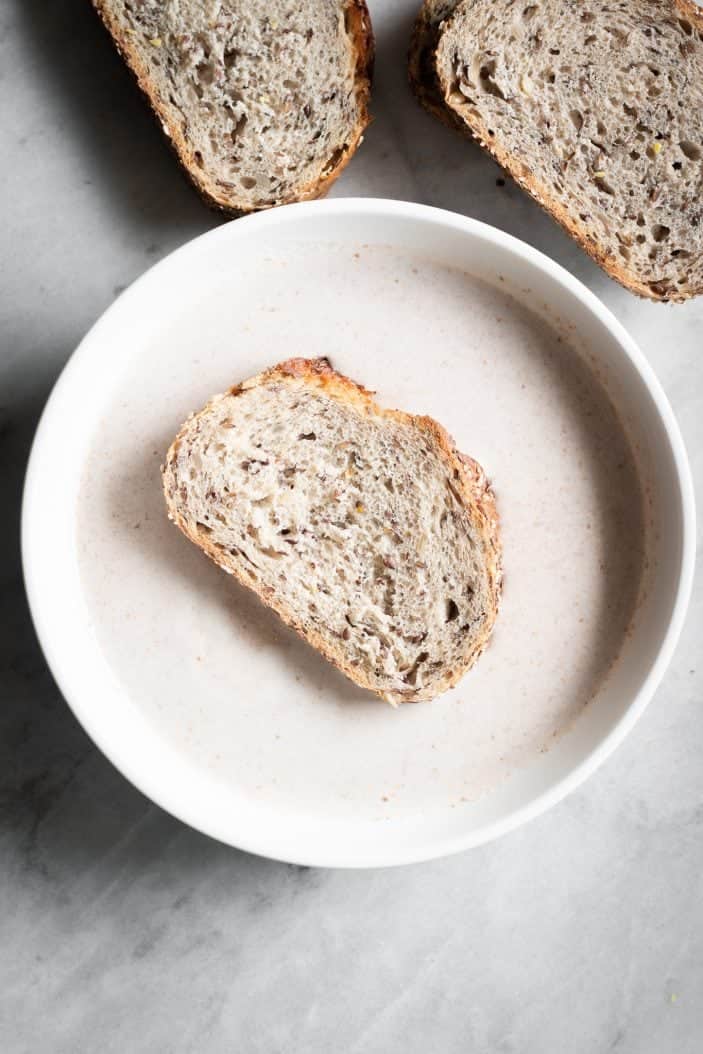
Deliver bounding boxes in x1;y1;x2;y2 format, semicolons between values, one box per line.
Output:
1;2;702;1051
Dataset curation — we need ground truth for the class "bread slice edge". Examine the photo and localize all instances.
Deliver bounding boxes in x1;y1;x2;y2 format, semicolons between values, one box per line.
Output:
408;0;464;130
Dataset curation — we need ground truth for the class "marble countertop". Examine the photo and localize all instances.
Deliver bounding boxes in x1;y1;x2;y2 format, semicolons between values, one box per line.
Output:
1;2;701;1051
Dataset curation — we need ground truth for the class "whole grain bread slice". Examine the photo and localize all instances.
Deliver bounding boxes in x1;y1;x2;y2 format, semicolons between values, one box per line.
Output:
410;0;703;301
93;0;373;214
162;358;501;704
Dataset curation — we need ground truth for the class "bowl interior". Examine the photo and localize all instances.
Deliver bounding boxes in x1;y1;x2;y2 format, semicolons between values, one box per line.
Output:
22;200;693;866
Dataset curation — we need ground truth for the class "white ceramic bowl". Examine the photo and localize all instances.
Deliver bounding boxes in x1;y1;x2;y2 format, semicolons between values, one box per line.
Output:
22;199;695;867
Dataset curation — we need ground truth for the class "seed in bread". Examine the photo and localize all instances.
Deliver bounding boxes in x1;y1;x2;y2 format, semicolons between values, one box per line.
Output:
162;358;501;704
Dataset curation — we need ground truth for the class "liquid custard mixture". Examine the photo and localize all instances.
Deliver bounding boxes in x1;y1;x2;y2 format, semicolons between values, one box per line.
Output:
77;244;648;816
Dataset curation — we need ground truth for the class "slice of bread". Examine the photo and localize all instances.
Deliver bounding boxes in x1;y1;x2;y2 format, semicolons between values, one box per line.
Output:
92;1;373;214
410;0;703;302
162;358;501;704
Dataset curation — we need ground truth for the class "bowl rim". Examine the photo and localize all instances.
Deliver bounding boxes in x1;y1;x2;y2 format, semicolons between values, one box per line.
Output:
21;197;696;867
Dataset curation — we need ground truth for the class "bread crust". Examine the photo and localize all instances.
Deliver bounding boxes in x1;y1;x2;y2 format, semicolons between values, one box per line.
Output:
409;0;703;303
163;357;502;704
91;1;374;215
408;0;466;131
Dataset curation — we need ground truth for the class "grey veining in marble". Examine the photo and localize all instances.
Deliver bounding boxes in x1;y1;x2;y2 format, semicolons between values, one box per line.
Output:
1;2;702;1051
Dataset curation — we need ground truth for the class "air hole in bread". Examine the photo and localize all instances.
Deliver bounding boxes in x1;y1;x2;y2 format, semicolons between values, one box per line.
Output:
478;61;506;100
680;140;701;161
231;115;247;144
404;652;430;686
569;109;583;131
196;61;215;85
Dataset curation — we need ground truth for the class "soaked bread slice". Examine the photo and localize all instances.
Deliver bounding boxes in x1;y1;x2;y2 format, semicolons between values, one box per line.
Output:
163;358;501;703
